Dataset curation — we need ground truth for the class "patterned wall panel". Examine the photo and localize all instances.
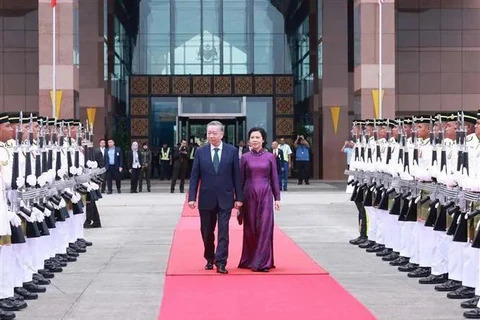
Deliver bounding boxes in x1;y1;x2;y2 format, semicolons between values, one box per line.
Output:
275;76;294;95
213;76;232;95
131;118;149;136
234;76;253;95
275;118;294;136
193;76;212;95
151;77;170;95
130;76;149;95
275;97;294;115
172;76;191;94
130;98;149;116
254;76;273;95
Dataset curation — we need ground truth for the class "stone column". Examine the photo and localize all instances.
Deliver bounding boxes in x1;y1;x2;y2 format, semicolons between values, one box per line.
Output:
354;0;395;119
38;0;79;119
321;0;349;180
79;0;105;136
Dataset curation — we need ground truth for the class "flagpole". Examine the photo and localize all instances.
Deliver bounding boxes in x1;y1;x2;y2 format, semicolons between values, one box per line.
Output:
52;0;56;118
378;0;383;119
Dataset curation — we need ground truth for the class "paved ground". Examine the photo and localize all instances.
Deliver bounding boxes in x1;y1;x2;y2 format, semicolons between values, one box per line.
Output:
18;180;464;320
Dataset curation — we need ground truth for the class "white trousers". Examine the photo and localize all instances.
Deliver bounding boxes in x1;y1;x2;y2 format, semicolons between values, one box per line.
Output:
419;226;435;267
448;241;465;282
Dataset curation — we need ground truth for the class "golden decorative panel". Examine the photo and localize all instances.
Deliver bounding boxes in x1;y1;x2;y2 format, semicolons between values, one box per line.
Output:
275;97;294;115
234;76;253;95
193;77;212;95
131;118;149;136
151;77;170;95
130;98;149;116
130;77;149;95
172;77;191;95
276;118;294;136
214;76;232;95
275;76;294;95
254;76;273;95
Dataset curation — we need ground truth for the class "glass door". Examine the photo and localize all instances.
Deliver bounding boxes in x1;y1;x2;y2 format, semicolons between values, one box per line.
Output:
235;116;246;144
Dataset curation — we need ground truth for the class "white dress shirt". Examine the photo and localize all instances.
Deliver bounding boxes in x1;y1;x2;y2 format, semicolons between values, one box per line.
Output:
210;142;223;162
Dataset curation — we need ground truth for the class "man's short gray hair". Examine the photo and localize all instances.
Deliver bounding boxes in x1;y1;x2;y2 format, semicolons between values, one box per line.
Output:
207;121;224;132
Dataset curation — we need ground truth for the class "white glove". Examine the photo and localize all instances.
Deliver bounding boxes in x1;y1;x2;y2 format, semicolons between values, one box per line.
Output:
8;211;21;227
32;207;44;222
43;205;52;217
16;176;25;189
26;174;37;187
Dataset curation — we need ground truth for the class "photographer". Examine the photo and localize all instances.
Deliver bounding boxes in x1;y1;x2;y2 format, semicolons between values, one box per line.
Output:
294;134;311;185
170;139;189;193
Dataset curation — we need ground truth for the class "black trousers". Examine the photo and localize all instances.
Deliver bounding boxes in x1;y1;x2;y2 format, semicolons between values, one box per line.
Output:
160;160;171;180
139;166;151;191
106;167;122;192
199;206;231;266
130;168;141;192
296;160;310;183
355;201;368;237
85;200;101;227
170;162;187;192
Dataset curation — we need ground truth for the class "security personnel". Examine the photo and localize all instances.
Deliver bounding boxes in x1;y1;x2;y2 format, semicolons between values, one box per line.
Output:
159;143;172;181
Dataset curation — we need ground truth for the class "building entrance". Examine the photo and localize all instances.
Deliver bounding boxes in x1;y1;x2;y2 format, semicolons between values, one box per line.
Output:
177;116;246;147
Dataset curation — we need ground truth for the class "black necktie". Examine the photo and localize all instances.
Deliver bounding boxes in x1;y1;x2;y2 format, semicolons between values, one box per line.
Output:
213;148;220;173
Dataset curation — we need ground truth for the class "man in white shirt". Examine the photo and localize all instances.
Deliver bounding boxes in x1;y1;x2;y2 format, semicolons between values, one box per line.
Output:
278;137;292;191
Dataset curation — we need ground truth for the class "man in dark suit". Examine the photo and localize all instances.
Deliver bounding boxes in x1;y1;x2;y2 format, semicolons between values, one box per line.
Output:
105;138;123;194
271;141;285;191
188;121;243;274
95;138;106;192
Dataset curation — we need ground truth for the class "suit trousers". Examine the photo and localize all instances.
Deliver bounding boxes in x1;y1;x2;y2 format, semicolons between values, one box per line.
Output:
170;162;187;192
106;167;122;192
138;166;151;191
130;168;141;192
199;206;231;266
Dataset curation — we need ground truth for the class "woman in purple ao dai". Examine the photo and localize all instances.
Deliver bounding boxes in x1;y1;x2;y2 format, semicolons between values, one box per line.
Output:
238;127;281;272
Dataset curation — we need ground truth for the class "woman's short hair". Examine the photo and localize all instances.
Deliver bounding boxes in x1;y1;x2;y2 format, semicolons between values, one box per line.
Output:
247;127;267;148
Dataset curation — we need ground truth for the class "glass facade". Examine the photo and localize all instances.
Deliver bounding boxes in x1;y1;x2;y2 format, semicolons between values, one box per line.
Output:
132;0;291;75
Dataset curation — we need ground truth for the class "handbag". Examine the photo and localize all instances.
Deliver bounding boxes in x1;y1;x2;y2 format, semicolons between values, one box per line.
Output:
237;208;243;225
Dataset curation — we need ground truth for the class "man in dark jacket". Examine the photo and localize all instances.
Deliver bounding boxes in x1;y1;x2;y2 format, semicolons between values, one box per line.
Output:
170;140;189;193
139;142;152;192
105;138;123;194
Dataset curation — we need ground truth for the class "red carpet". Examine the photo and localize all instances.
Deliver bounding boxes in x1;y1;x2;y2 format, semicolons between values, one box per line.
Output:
158;198;376;320
159;275;376;320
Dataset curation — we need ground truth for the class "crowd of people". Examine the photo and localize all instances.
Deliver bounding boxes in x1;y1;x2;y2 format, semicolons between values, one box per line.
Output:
100;133;313;194
346;111;480;319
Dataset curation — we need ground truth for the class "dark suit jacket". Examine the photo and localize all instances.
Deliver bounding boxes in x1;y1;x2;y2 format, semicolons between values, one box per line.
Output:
188;143;243;210
271;148;284;173
105;146;123;170
127;150;143;170
95;147;105;168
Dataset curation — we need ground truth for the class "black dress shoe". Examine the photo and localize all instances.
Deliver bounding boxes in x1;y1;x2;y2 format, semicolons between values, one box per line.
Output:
366;244;385;253
252;268;270;272
447;286;475;299
407;267;431;278
0;298;27;311
390;256;409;266
205;261;214;270
32;274;50;285
23;282;46;293
76;238;92;246
462;296;480;309
358;240;376;249
14;287;37;300
464;308;480;319
419;273;448;285
376;248;392;257
216;266;228;274
0;309;15;320
435;279;462;292
349;236;367;245
398;262;418;272
382;252;399;261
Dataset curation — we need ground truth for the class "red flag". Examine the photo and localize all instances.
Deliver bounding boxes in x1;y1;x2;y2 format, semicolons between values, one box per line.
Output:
51;0;56;7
